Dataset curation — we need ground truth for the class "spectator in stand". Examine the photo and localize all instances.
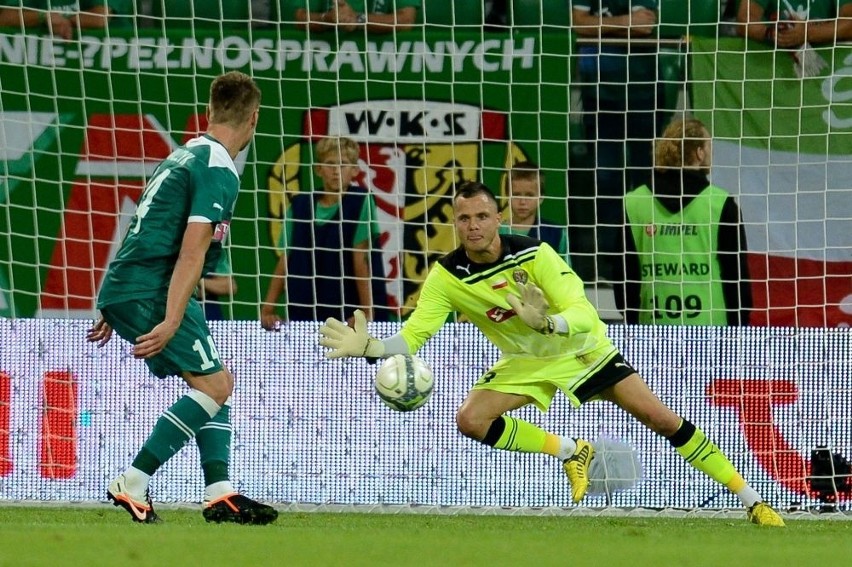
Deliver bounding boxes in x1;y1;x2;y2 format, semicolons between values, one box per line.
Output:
719;0;741;36
614;117;752;326
484;0;508;30
737;0;852;47
499;161;571;266
198;247;238;321
260;136;390;329
291;0;420;34
570;0;666;282
105;0;133;28
0;0;118;39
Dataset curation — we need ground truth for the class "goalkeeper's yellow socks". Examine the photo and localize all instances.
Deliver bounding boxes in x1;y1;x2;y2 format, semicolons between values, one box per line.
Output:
482;417;580;459
667;418;761;505
544;434;578;460
667;419;735;484
483;416;547;453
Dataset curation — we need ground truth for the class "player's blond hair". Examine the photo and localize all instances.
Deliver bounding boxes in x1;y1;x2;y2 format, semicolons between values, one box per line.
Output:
208;71;261;127
315;137;360;164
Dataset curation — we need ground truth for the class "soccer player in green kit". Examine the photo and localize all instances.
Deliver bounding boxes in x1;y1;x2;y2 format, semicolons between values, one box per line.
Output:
320;181;785;527
86;71;277;525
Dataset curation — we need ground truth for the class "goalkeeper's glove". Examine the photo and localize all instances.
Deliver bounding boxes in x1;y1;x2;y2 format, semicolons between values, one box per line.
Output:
506;282;555;334
318;309;385;359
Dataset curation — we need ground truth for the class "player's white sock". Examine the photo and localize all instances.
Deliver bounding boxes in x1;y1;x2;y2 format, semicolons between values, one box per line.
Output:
204;481;236;503
735;485;762;507
556;437;578;461
122;466;151;499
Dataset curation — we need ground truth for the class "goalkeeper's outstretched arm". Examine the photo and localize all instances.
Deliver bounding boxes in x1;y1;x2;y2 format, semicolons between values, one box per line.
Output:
318;309;409;359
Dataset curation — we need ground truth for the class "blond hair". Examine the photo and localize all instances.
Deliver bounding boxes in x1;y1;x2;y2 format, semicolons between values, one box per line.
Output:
654;118;709;171
315;137;360;164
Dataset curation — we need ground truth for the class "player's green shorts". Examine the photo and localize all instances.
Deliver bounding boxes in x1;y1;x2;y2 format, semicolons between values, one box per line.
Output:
472;343;636;411
100;298;223;379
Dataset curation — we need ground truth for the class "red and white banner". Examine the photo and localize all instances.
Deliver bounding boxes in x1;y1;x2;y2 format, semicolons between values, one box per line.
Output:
692;37;852;327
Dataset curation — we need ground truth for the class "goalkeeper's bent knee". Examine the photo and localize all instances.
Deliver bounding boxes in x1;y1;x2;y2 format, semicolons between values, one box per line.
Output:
480;416;506;446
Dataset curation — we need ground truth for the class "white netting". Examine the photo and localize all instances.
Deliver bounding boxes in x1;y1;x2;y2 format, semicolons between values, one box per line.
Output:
0;320;851;515
1;1;849;326
1;1;851;516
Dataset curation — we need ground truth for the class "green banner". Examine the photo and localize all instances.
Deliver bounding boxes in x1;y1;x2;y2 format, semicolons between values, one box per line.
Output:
0;29;574;319
690;36;852;155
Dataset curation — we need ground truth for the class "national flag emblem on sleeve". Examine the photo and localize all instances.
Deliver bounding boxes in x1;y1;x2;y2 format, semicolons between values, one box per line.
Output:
212;221;230;242
491;279;508;290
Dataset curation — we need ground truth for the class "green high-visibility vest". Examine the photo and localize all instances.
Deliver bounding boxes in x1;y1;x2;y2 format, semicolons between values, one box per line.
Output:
624;184;730;325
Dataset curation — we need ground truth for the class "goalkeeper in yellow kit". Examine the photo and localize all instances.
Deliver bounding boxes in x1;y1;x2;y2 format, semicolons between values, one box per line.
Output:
320;181;784;526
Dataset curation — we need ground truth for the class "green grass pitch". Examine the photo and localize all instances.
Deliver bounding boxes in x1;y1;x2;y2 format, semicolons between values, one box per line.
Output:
1;506;850;566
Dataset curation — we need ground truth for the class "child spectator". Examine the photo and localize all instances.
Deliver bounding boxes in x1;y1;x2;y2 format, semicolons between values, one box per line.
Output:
499;161;571;266
261;136;390;328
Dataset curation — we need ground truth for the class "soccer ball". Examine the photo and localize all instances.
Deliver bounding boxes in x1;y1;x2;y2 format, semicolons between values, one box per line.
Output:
374;354;434;412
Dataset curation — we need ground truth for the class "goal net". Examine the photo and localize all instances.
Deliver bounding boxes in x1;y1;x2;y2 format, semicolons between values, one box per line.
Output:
0;1;850;513
1;319;851;514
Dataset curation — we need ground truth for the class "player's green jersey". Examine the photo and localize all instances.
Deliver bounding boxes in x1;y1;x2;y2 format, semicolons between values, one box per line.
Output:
400;235;612;359
97;135;240;307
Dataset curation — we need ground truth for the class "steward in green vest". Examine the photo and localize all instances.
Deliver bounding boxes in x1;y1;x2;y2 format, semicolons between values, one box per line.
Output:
614;118;752;326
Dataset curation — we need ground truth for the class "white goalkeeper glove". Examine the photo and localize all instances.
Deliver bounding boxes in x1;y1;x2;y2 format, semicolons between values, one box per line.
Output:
318;309;385;359
506;283;555;334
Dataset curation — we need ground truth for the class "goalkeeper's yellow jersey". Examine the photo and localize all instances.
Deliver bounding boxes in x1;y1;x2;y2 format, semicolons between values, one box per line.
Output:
400;235;613;359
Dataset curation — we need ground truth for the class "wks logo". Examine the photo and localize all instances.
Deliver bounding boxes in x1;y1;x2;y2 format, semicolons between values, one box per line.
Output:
487;306;516;323
325;100;481;143
271;99;514;315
